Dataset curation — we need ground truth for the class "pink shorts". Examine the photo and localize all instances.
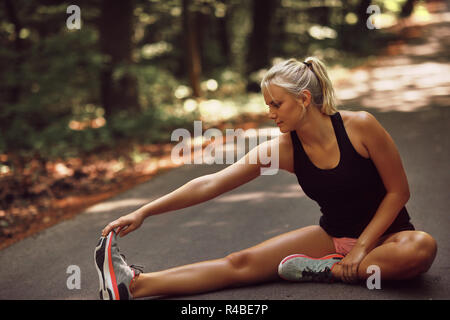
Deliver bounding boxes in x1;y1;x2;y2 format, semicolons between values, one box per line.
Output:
332;237;358;256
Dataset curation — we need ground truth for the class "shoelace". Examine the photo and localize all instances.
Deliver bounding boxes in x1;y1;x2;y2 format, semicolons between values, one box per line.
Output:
120;254;144;274
301;266;333;283
130;264;145;274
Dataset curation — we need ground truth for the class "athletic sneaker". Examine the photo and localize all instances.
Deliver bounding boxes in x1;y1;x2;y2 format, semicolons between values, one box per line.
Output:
278;253;343;283
94;231;143;300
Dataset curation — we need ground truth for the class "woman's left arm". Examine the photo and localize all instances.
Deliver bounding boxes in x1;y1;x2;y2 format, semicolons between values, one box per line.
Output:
340;111;411;283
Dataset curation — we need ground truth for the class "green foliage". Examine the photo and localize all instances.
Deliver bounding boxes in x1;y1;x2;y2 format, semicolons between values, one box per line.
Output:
0;0;415;171
134;64;180;110
0;25;103;167
108;107;195;144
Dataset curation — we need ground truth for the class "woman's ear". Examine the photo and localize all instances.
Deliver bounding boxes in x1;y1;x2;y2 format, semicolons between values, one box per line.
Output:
300;90;312;108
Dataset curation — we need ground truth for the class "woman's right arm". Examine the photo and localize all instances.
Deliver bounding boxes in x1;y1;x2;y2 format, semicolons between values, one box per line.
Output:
101;137;285;237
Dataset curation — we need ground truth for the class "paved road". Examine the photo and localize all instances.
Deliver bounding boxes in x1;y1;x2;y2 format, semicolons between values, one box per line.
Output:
0;104;449;300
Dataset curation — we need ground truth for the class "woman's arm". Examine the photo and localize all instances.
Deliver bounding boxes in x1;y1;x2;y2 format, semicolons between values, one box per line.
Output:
135;147;263;219
102;137;282;237
356;111;410;250
339;111;410;282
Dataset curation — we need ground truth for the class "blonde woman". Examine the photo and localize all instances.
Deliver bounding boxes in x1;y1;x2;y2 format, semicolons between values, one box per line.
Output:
95;57;437;300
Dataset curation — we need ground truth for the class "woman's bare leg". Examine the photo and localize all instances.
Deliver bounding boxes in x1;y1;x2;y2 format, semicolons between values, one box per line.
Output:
332;231;437;281
131;225;336;298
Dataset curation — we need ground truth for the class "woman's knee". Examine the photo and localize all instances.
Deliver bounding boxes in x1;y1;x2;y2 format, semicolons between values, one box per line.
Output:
225;250;253;271
413;232;437;273
223;250;257;285
401;231;437;274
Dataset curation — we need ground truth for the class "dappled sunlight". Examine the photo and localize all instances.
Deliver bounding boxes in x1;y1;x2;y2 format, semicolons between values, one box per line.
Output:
201;79;219;92
264;225;291;236
85;198;149;214
199;99;237;121
214;186;305;204
271;183;303;193
332;18;450;113
402;42;441;56
180;220;207;228
179;219;228;229
141;41;173;59
195;94;267;123
211;221;229;227
308;25;337;40
328;9;450;113
69;117;106;131
360;62;450;112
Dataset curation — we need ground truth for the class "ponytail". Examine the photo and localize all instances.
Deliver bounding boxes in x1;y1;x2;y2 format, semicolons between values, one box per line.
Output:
261;57;338;115
303;56;338;115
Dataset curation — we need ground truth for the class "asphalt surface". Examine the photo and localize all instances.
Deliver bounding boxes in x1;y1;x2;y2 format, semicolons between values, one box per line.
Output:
0;104;449;300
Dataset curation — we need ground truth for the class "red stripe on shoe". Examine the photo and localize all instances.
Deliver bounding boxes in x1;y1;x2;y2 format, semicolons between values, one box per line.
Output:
107;232;120;300
128;269;136;299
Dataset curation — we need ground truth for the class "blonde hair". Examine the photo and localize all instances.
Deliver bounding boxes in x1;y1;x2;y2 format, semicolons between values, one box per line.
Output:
260;57;338;115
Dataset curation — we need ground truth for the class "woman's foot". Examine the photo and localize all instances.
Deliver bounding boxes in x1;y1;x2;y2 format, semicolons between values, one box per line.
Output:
94;231;143;300
278;253;343;283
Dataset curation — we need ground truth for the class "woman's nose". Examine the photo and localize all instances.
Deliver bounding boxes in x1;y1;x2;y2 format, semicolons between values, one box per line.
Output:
268;109;277;119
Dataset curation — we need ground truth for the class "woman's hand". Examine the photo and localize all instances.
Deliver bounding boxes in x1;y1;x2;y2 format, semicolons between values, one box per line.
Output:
102;211;145;238
337;244;368;283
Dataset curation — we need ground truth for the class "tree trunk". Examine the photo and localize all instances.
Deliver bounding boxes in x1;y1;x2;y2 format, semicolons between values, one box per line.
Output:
4;0;25;105
217;0;231;66
246;0;276;76
356;0;373;31
99;0;140;118
245;0;277;92
400;0;417;18
182;0;202;98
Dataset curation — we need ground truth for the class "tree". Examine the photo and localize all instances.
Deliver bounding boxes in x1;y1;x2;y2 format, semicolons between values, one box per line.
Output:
98;0;140;118
3;0;25;105
337;0;376;55
245;0;277;91
400;0;417;18
182;0;203;98
217;0;231;66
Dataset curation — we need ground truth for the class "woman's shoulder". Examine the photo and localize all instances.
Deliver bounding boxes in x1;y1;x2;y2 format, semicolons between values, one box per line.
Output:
339;110;381;135
339;110;383;158
339;110;376;126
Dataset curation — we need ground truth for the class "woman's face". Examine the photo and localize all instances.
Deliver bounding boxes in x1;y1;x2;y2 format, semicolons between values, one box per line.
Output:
263;84;306;133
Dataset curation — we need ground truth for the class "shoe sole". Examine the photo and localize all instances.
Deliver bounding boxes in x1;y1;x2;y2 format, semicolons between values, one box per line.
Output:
94;236;109;299
278;253;344;281
94;232;119;300
279;253;344;265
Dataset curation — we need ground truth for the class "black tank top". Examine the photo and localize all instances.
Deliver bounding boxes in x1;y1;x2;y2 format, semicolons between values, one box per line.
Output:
290;112;414;238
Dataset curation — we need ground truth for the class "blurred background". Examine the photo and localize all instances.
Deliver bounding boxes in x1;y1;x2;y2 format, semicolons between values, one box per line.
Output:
0;0;448;248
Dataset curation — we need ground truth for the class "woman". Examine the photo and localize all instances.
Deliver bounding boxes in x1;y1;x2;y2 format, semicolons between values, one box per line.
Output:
95;57;437;300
